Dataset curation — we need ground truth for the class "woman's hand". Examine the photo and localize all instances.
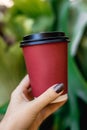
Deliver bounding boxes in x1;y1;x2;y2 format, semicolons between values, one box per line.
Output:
0;75;67;130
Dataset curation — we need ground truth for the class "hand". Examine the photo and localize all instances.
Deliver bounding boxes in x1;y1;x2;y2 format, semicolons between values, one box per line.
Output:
0;75;67;130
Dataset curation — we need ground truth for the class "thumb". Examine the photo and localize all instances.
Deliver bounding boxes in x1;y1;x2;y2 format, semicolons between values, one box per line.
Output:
31;83;64;112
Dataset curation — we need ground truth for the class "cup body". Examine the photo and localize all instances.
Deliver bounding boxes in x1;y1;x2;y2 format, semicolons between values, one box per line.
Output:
20;32;69;97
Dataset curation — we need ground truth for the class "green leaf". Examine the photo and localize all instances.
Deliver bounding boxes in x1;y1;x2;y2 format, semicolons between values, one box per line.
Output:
68;49;87;102
0;103;9;114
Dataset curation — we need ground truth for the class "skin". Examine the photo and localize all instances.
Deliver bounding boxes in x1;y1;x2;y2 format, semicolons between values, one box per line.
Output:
0;75;67;130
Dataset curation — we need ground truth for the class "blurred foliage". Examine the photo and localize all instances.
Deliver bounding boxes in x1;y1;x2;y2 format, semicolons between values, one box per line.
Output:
0;0;87;130
4;0;53;40
0;38;26;106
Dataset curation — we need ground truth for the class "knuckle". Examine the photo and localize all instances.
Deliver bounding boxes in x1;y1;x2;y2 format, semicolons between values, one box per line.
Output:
46;89;54;100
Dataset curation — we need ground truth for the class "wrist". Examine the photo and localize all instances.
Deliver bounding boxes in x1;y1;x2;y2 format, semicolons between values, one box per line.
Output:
0;117;16;130
0;119;28;130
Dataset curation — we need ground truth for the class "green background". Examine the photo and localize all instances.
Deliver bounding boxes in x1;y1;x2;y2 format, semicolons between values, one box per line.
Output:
0;0;87;130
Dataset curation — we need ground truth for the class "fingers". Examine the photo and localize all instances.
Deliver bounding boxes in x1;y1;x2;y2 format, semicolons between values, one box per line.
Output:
17;75;30;92
23;87;34;101
11;75;35;103
11;75;31;99
38;100;67;126
41;99;67;122
17;75;34;100
30;83;64;112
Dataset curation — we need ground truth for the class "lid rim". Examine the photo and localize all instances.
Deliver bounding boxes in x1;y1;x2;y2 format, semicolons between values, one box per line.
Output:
23;31;65;40
20;31;70;47
20;38;70;47
22;36;69;43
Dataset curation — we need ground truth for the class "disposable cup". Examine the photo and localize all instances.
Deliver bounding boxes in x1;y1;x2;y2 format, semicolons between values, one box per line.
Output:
20;32;69;102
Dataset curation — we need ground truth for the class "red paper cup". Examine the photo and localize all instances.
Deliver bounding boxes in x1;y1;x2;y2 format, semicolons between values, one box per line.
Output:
20;32;69;102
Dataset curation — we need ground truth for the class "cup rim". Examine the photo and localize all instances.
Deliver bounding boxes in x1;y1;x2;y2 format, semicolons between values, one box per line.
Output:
20;31;70;47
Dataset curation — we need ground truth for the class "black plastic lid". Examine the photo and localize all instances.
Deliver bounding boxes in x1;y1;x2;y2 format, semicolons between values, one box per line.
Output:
20;32;70;47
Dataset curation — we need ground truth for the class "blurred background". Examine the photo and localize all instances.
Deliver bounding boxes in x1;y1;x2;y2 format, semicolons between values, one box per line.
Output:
0;0;87;130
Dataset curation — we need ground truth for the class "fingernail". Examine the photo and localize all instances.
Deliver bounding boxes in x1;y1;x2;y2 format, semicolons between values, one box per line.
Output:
53;83;64;93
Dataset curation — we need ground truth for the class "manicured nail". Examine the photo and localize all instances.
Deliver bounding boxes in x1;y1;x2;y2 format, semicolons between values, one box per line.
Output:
53;83;64;93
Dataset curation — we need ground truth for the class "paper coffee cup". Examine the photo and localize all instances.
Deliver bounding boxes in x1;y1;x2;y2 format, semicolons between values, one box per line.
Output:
20;32;69;102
